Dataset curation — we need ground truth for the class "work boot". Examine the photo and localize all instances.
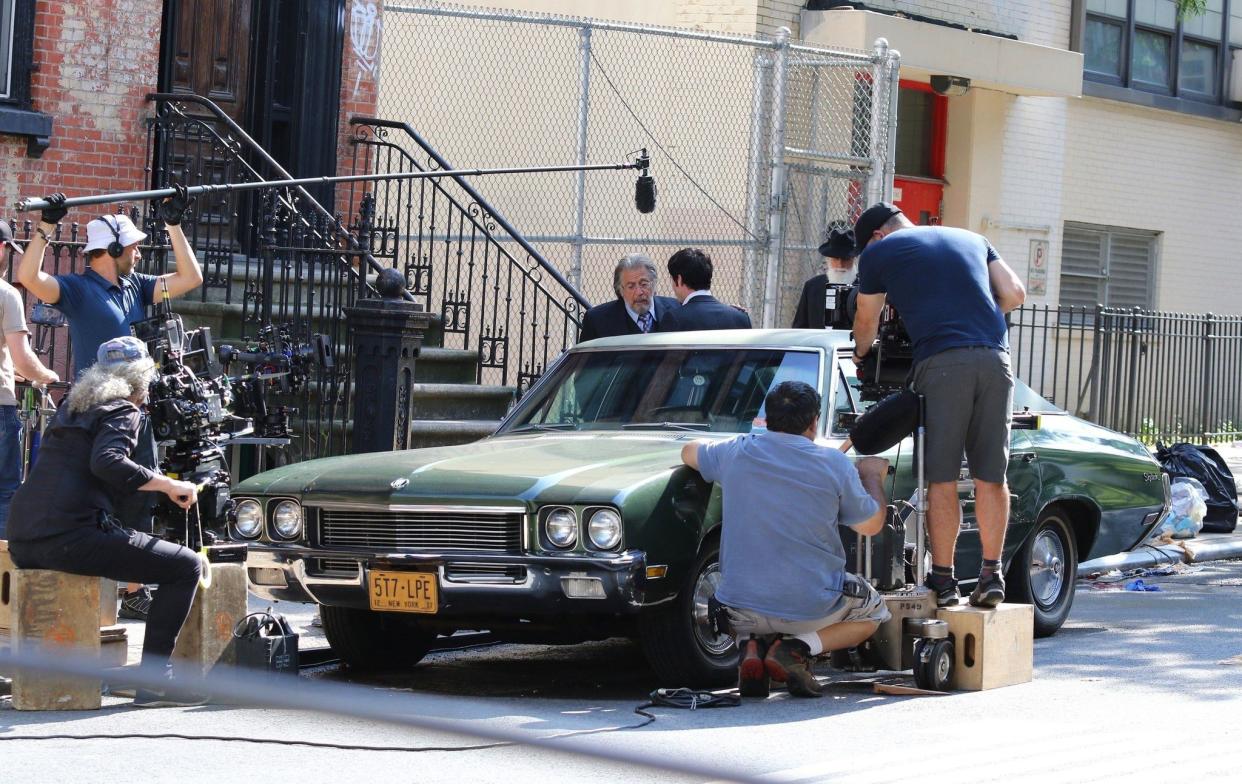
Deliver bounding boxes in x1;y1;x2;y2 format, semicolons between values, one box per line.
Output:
737;635;771;698
763;637;822;698
969;571;1006;608
924;573;961;608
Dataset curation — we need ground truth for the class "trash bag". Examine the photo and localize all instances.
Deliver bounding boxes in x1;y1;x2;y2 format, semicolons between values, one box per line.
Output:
1154;477;1207;539
1154;442;1238;533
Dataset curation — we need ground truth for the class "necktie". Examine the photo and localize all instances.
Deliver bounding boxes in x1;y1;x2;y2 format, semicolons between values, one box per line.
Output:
638;312;654;333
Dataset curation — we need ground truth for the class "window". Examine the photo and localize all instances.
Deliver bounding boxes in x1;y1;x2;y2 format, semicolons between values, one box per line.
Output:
0;0;52;155
1060;223;1158;310
1080;0;1241;108
1;0;14;99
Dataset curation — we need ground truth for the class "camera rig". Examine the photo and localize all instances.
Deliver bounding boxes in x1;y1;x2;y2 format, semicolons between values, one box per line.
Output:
832;282;914;402
132;292;332;548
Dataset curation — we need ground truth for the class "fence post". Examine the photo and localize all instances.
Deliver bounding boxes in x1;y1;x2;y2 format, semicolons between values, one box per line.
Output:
761;27;791;329
1090;305;1106;426
345;270;431;454
569;24;592;291
1125;308;1142;437
1201;312;1215;441
742;53;771;314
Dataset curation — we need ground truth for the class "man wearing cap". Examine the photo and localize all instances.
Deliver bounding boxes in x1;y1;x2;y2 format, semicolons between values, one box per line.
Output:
792;226;858;330
850;203;1026;609
6;336;205;707
17;189;202;373
0;223;60;539
579;253;681;341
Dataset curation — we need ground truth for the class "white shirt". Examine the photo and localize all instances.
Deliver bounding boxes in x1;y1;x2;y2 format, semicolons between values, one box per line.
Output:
683;289;712;304
624;299;659;329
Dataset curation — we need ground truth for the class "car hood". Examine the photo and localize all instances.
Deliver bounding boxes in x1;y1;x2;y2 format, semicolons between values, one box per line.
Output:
236;432;707;506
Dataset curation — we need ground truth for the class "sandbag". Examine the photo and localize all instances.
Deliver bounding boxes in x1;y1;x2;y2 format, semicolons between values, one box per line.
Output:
1154;442;1238;533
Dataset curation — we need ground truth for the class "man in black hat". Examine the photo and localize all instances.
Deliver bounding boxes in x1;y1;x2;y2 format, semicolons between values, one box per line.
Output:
791;226;858;330
850;203;1026;609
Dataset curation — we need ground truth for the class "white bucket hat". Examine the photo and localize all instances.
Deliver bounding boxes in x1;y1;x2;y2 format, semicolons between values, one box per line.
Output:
84;214;147;254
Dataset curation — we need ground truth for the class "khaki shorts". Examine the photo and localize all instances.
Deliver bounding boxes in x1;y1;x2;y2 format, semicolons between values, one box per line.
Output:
724;574;891;636
912;346;1014;484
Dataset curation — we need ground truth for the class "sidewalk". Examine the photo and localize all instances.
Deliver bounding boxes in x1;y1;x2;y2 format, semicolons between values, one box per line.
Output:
1079;441;1242;575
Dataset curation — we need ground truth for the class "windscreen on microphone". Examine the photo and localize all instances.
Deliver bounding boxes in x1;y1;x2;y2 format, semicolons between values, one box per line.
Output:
635;174;657;214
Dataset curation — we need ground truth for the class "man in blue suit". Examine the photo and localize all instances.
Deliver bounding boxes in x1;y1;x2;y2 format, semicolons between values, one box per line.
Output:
660;247;752;332
578;253;681;342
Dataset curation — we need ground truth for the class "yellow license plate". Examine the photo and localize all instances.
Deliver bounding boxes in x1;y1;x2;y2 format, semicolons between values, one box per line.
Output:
368;570;438;614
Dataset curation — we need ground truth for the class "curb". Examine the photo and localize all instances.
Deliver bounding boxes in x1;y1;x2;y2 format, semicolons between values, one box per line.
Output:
1078;533;1242;577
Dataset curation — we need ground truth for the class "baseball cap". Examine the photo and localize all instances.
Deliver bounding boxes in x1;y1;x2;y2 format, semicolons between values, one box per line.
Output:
852;202;904;253
84;214;147;254
817;226;857;259
97;335;150;368
1;221;23;254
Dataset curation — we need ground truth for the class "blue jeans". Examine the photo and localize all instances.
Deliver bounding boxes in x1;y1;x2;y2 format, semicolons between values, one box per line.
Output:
0;404;24;539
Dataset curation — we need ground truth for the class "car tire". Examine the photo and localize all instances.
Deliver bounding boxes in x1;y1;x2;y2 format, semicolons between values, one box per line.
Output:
637;538;737;687
320;604;436;670
1006;509;1078;638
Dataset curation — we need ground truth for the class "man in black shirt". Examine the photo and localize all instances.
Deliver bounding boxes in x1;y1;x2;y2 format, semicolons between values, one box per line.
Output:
7;336;203;707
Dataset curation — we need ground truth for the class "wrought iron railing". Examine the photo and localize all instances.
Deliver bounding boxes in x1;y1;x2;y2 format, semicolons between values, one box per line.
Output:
347;117;588;394
1010;304;1242;444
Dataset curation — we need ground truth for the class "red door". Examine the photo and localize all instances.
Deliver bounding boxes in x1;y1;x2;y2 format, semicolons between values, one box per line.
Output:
892;80;947;225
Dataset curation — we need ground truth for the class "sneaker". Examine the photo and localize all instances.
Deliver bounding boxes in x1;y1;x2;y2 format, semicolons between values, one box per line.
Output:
969;571;1006;608
763;638;822;698
737;635;771;698
119;587;154;621
925;575;961;608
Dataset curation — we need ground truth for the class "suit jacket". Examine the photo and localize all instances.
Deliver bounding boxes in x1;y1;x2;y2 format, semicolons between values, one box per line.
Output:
659;293;751;332
578;296;681;342
792;274;829;329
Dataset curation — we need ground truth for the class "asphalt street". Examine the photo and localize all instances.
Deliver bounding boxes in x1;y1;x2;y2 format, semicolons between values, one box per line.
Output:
3;559;1241;783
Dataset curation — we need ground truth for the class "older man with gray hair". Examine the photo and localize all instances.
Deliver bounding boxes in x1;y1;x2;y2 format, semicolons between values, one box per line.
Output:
578;253;681;341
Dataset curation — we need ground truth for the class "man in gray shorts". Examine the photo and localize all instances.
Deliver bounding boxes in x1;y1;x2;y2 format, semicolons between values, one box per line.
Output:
850;203;1027;609
682;381;891;698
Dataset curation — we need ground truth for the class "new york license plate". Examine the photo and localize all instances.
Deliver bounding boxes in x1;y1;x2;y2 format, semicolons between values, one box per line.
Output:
368;570;438;614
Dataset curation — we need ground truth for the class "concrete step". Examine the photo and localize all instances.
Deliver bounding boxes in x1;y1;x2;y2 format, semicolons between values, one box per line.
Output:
413;383;515;421
408;419;499;449
415;347;480;384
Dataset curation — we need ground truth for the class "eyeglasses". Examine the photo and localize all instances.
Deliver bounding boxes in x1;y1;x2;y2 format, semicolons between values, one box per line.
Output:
622;280;654;292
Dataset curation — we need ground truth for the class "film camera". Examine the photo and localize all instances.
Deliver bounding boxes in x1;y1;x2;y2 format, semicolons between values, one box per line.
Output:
132;298;332;547
827;281;914;402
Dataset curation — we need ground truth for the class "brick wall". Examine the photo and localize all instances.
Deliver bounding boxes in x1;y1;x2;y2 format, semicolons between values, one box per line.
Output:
337;0;383;220
1;0;161;222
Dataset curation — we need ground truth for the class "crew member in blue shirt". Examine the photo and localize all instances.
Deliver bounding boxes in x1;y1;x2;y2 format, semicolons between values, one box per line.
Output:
850;203;1026;609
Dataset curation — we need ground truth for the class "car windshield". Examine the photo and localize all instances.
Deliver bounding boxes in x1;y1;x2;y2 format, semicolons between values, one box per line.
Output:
506;348;822;433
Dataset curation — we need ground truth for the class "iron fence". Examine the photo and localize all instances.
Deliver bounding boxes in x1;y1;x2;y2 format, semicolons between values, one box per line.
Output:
377;2;898;327
1010;304;1242;444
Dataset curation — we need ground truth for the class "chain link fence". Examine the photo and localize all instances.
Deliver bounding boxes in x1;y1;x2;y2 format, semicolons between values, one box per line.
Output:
377;2;897;327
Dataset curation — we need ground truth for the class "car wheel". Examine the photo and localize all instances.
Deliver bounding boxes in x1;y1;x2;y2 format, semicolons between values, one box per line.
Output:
1006;510;1078;638
913;638;954;691
319;604;436;670
637;538;737;687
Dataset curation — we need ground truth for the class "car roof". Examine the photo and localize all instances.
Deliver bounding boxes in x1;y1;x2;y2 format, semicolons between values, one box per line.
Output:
574;328;855;351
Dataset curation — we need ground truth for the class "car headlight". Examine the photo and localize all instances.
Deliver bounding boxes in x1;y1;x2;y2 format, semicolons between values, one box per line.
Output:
544;507;578;548
272;500;304;539
587;508;622;550
234;499;263;539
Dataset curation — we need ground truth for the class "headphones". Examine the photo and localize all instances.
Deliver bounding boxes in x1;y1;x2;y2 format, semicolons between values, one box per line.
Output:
100;215;125;258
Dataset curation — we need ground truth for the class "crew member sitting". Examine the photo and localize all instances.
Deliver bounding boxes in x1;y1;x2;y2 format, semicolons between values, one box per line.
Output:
681;380;891;697
5;337;204;707
791;226;858;330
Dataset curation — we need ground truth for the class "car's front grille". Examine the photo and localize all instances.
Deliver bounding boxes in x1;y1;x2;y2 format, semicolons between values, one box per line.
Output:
443;564;528;584
307;558;360;579
317;508;524;553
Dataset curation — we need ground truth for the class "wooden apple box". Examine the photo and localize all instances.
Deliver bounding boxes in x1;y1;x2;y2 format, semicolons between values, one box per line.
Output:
936;602;1034;691
173;562;247;674
1;542;116;631
9;568;103;710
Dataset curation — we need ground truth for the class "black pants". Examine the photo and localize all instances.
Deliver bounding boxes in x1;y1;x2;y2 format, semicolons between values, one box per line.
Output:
9;520;201;667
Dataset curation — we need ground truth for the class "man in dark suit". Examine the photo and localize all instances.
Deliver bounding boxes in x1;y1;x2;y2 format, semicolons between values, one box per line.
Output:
660;248;751;332
792;226;858;330
578;253;681;342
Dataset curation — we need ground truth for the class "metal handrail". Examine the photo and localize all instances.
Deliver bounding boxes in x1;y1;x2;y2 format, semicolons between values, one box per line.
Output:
350;116;590;309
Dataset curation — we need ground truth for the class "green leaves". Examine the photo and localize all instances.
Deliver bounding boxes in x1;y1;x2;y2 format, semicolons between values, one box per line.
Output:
1175;0;1207;20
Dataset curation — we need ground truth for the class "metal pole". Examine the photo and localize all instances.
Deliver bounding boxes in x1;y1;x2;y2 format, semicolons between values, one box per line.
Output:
14;159;644;212
915;394;927;585
742;53;770;314
571;25;593;290
761;27;791;329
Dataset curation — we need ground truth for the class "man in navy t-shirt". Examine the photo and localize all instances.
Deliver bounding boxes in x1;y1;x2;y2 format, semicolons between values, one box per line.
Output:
850;203;1026;609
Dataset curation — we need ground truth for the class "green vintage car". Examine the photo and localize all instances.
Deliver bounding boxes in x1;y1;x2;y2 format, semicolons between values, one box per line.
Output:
234;329;1168;684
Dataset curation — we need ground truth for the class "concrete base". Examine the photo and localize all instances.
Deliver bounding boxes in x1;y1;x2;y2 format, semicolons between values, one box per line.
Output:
937;603;1034;691
172;562;247;675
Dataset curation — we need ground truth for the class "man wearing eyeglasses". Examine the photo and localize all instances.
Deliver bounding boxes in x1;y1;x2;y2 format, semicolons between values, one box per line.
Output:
578;253;680;341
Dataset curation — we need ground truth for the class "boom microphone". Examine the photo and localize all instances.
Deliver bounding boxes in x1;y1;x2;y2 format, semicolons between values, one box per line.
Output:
635;174;656;214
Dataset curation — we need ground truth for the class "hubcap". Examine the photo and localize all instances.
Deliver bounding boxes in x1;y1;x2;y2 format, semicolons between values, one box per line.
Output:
692;562;734;657
1029;526;1067;608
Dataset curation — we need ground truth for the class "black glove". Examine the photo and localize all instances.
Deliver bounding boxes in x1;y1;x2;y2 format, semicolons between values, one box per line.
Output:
40;192;68;225
158;182;192;226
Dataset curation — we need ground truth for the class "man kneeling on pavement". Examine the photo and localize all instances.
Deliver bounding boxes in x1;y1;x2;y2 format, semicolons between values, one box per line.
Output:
681;380;891;698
